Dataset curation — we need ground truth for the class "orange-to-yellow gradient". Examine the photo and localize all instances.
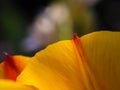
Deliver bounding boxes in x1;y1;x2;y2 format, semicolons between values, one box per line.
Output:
0;31;120;90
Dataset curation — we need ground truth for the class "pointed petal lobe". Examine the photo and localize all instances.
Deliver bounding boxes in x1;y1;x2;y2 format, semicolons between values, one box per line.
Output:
4;55;30;80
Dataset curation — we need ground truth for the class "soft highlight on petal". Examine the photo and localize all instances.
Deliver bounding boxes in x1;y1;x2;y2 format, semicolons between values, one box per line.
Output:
0;79;38;90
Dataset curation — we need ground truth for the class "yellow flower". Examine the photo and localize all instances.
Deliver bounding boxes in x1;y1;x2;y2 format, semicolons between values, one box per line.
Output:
0;31;120;90
0;54;38;90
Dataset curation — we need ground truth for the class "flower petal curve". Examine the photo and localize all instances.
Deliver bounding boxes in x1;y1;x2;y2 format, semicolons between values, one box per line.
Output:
17;39;93;90
17;31;120;90
0;54;30;80
0;79;38;90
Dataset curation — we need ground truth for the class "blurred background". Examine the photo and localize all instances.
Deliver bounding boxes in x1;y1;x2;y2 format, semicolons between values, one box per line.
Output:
0;0;120;56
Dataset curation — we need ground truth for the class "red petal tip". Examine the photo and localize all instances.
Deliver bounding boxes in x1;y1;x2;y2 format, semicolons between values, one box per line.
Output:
73;33;79;40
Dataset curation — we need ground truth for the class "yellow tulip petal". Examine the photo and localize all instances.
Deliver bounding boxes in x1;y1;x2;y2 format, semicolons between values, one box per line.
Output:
17;38;93;90
17;31;120;90
0;54;31;80
0;79;38;90
80;31;120;89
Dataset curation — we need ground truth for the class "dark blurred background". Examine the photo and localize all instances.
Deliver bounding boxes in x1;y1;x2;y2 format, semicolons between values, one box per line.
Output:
95;0;120;30
0;0;120;56
0;0;52;55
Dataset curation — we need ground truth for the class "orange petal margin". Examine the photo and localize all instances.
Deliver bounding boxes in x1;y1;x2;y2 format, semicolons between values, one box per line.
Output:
4;54;30;80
